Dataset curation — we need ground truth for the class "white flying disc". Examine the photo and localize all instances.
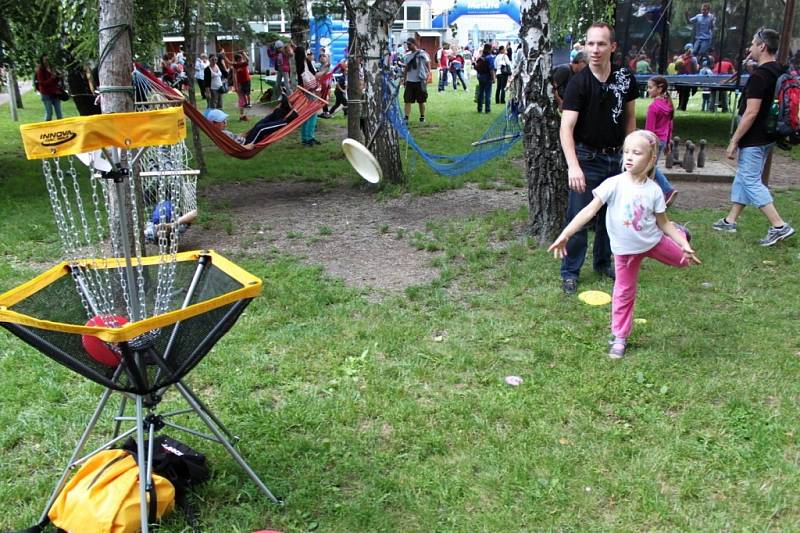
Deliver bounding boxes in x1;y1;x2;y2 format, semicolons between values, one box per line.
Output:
578;290;612;306
342;138;382;183
75;150;112;172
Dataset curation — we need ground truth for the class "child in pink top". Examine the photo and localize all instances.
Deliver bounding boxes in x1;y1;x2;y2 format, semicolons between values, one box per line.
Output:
645;76;678;206
549;130;701;359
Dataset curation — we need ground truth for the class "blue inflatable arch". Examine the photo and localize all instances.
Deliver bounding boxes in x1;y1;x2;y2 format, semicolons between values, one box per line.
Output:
432;0;521;28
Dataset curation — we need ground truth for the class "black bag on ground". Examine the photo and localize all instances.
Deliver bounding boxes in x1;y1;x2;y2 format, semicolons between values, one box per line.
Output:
121;435;209;532
121;436;209;493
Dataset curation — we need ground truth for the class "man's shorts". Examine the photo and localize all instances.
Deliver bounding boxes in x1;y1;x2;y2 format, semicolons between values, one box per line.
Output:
239;81;251;95
404;82;427;104
732;144;774;207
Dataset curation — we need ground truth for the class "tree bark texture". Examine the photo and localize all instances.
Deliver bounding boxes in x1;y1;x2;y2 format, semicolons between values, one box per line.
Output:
514;0;568;246
98;0;133;114
343;0;406;184
99;0;139;252
183;0;206;176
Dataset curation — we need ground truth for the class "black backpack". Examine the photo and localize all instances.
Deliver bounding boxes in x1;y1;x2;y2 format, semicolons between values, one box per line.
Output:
122;436;210;531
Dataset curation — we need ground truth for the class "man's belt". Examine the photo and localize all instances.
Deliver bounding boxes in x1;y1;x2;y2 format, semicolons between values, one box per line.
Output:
577;143;622;155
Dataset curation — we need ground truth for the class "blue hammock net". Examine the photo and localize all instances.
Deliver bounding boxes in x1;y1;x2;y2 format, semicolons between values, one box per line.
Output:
381;71;523;177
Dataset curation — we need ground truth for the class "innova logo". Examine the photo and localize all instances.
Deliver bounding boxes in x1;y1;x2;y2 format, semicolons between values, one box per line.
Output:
39;130;77;146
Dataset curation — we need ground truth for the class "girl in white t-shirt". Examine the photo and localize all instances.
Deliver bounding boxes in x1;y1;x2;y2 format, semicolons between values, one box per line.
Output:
549;130;701;359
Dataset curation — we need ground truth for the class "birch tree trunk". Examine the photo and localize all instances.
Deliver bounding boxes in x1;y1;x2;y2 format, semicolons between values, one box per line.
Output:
513;0;568;246
183;0;207;175
344;0;405;184
345;16;363;143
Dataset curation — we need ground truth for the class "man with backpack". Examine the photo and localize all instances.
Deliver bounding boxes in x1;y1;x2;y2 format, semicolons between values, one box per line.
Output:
712;28;795;246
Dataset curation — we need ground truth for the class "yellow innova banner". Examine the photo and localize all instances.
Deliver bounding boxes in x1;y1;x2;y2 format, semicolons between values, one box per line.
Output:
19;106;186;160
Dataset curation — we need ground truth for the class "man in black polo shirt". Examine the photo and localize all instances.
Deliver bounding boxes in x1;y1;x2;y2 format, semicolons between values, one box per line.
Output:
558;22;638;295
712;28;795;246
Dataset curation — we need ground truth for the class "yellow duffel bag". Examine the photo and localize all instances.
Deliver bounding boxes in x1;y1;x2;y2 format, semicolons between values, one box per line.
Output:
49;449;175;533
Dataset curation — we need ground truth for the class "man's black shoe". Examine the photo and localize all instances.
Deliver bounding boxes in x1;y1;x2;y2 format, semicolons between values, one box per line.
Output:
562;279;578;295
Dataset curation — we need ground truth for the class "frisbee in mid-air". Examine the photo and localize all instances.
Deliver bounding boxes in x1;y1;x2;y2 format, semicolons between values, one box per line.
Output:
578;290;612;306
342;138;382;184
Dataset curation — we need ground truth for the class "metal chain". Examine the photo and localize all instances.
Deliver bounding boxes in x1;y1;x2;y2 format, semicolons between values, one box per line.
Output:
127;150;147;320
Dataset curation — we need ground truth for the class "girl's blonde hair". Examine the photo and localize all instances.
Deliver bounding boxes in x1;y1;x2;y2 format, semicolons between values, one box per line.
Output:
623;129;660;177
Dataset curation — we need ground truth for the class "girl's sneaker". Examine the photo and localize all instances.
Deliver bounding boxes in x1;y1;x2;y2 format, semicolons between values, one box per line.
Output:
665;190;678;207
608;338;627;359
673;223;692;243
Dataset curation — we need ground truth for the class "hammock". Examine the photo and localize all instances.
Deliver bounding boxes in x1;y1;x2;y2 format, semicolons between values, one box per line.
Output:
134;66;332;160
380;70;522;176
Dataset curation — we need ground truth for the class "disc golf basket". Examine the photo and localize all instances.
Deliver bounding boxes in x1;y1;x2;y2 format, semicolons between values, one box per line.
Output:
2;108;279;532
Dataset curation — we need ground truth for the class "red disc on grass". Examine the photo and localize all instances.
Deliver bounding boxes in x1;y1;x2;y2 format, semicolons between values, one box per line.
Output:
81;315;128;366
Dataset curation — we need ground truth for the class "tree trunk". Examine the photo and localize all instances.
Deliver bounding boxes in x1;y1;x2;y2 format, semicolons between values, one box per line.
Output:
514;0;568;246
352;11;404;183
345;16;363;142
99;0;141;269
288;0;309;46
12;73;23;109
98;0;133;114
0;17;22;110
344;0;406;184
183;0;207;176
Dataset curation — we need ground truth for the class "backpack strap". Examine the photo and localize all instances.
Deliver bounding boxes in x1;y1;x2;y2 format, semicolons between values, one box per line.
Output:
11;521;50;533
175;491;202;533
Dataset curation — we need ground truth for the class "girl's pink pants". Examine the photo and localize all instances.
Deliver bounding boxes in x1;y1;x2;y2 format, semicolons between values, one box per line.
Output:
612;233;689;339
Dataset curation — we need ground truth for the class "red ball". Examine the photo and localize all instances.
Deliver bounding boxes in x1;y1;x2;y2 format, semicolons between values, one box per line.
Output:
82;315;128;367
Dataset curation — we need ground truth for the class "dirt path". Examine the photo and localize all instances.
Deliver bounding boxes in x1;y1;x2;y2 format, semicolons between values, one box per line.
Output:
185;149;799;291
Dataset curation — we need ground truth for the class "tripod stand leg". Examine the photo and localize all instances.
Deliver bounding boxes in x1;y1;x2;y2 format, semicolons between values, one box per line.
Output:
135;396;150;533
38;387;114;524
179;379;237;441
112;394;128;438
174;382;282;504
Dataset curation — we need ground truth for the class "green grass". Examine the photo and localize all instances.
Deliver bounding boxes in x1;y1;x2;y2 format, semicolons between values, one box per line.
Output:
1;84;799;531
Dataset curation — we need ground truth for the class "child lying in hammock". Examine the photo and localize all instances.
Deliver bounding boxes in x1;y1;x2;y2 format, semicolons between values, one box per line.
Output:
205;94;298;149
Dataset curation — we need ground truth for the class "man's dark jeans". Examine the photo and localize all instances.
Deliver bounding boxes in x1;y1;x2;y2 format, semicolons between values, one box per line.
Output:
560;146;621;281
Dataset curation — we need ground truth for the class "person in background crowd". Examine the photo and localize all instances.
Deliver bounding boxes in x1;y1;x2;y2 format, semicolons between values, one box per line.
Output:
551;52;587;110
570;42;584;61
437;44;450;91
450;49;468;90
636;53;652;74
494;45;512;104
194;53;209;99
711;55;735;111
685;3;716;61
475;43;495;113
645;76;679;205
34;53;63;121
699;59;713;111
203;54;227;109
327;60;348;116
271;40;292;93
401;37;431;123
676;44;698;110
713;28;795;246
295;44;322;146
161;53;177;85
233;51;252;120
